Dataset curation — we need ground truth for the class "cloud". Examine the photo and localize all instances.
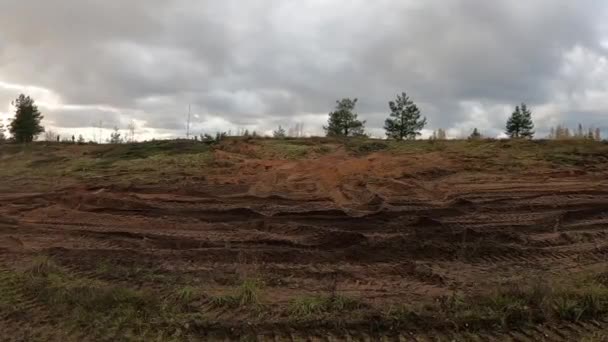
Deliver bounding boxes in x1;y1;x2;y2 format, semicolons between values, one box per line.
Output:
0;0;607;139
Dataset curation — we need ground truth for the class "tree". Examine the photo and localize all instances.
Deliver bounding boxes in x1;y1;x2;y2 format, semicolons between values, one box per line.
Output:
9;94;45;143
127;120;136;142
384;92;427;140
506;103;534;139
0;122;6;142
469;128;482;140
273;125;286;138
71;135;76;144
77;135;85;144
44;130;59;142
577;123;584;138
324;98;366;137
288;123;305;137
595;128;602;141
109;126;123;144
430;128;447;140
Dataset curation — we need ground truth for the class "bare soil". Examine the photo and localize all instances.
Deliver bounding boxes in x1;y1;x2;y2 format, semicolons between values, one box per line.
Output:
1;139;608;341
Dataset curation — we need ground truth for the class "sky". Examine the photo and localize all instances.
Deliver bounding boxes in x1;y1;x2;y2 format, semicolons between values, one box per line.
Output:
1;0;608;140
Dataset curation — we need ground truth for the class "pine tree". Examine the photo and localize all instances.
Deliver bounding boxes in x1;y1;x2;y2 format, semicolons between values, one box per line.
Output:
595;128;601;141
324;98;366;137
506;103;534;139
384;92;426;140
273;125;286;138
469;128;482;140
9;94;45;143
587;128;595;140
77;135;85;144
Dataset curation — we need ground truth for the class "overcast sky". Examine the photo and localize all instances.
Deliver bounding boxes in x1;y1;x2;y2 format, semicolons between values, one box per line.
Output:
1;0;608;140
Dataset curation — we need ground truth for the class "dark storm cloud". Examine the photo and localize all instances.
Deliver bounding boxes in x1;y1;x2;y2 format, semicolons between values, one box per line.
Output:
0;0;607;137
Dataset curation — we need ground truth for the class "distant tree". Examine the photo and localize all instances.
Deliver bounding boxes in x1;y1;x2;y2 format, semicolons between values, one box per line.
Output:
109;126;123;144
506;103;534;139
288;122;305;137
324;98;365;137
243;129;250;137
273;125;286;138
576;123;584;138
430;128;447;140
595;128;602;141
77;135;85;144
215;131;227;141
587;128;595;140
127;120;136;142
252;130;258;138
384;92;427;140
469;128;482;140
44;130;59;142
9;94;45;143
71;135;76;144
0;122;5;142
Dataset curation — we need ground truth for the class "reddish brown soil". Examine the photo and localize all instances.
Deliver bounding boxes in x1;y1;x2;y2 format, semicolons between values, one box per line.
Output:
2;144;608;340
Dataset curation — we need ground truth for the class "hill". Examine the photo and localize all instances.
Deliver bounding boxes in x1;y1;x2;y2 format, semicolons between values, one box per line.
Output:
1;138;608;340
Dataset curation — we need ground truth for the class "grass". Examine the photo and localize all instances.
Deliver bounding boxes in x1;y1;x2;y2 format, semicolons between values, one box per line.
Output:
10;256;198;340
288;294;364;318
2;138;608;191
6;255;608;338
211;278;264;309
387;278;608;332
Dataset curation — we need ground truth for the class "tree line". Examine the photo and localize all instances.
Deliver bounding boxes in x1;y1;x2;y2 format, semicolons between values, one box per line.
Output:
0;93;604;144
320;94;536;140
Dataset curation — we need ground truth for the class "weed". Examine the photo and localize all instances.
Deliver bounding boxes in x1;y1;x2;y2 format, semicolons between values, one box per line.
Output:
210;278;264;308
26;256;62;277
288;294;364;318
237;279;263;306
165;286;200;310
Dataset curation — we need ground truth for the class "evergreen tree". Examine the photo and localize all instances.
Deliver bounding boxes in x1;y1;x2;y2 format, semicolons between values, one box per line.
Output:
324;98;366;137
505;103;534;139
273;125;286;138
384;92;427;140
469;128;482;140
77;135;85;144
9;94;45;143
595;128;601;141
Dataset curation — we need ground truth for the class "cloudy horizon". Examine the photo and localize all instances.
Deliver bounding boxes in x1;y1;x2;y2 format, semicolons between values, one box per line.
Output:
1;1;608;140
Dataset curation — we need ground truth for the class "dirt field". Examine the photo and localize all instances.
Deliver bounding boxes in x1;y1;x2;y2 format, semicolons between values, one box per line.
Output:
1;138;608;341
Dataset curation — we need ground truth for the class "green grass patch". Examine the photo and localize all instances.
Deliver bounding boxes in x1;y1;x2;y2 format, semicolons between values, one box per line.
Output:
288;294;364;318
210;278;264;308
11;256;198;340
